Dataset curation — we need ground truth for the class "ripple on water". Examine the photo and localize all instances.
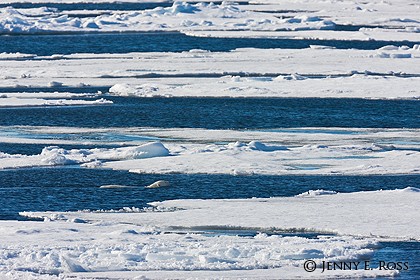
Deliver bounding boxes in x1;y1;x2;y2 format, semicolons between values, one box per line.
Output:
0;167;419;220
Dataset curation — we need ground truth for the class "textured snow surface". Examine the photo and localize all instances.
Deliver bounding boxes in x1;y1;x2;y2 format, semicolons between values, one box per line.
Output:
14;188;418;279
0;141;169;169
1;126;419;175
2;47;419;99
0;96;112;107
1;1;419;279
23;188;420;240
0;0;419;41
0;220;396;279
0;2;335;33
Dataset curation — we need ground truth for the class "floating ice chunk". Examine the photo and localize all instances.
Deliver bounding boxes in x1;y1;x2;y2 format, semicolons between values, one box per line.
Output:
296;189;338;197
309;45;336;49
99;185;133;189
145;180;170;189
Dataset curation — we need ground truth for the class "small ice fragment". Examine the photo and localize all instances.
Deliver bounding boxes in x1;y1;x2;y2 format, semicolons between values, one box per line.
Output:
99;185;132;189
145;180;170;189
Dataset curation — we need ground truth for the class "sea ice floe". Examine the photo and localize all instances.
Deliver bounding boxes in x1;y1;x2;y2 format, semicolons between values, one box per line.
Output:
0;218;397;279
16;187;418;280
2;47;418;99
23;188;418;240
1;0;419;42
106;141;420;176
1;127;419;175
0;142;170;169
0;97;112;107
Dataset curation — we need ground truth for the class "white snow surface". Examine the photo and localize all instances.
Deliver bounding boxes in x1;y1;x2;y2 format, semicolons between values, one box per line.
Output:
0;96;112;107
2;47;420;99
0;141;169;169
106;141;420;176
0;220;394;279
10;187;417;279
0;0;419;41
0;1;419;279
0;2;335;33
1;126;419;175
23;187;420;240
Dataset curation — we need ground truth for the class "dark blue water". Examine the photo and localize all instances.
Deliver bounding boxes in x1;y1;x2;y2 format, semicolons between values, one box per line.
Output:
0;167;418;220
0;2;173;10
0;97;418;129
0;143;124;156
371;242;420;280
0;86;109;94
0;2;248;11
0;5;418;278
1;33;418;55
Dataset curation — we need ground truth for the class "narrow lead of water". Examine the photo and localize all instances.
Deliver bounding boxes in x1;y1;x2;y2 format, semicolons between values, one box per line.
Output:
1;97;419;129
1;33;419;55
0;168;418;220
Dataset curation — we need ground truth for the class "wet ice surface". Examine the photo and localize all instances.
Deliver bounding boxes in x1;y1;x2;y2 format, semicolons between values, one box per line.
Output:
0;124;419;176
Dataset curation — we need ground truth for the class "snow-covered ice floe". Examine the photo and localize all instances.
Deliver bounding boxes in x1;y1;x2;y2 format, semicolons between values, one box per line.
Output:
1;140;419;175
2;47;420;99
11;188;417;278
0;0;419;41
0;2;335;33
0;142;169;169
0;96;112;107
1;127;419;175
106;141;420;175
0;220;395;279
22;187;420;240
